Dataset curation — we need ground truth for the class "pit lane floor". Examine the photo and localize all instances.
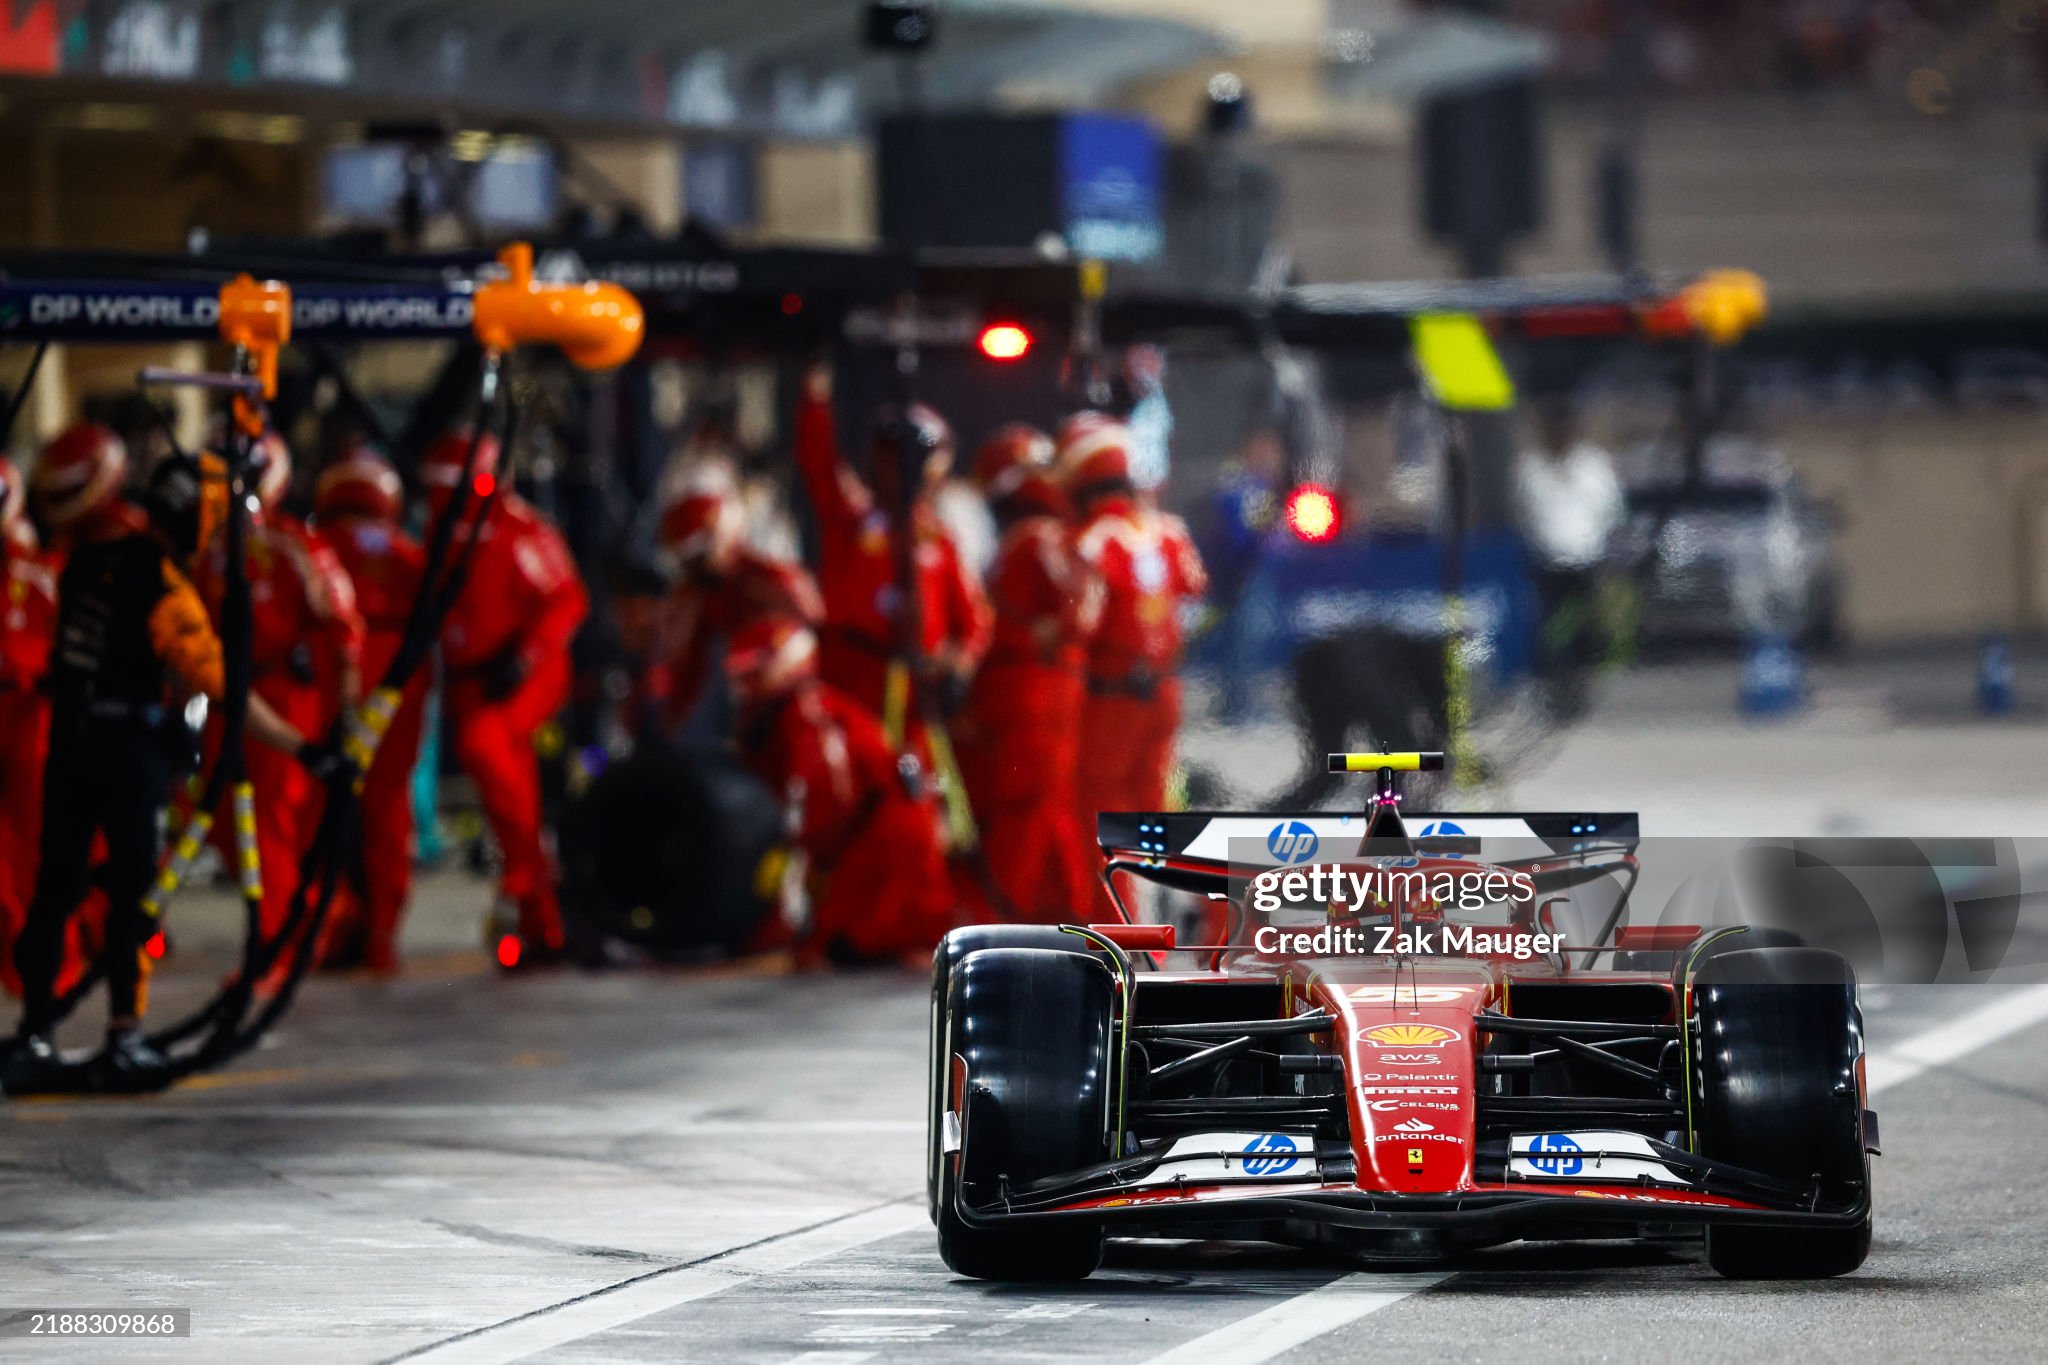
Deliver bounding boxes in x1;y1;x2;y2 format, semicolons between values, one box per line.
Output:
7;661;2048;1364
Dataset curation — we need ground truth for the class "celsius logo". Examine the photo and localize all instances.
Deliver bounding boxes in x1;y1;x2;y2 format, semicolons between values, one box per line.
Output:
1527;1133;1583;1176
1240;1133;1301;1175
1267;821;1319;865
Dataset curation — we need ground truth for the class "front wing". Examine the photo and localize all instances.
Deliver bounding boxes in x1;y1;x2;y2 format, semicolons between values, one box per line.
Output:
954;1180;1870;1239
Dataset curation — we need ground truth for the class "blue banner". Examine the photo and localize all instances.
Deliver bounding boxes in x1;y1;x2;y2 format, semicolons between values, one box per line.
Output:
1247;531;1538;679
1058;114;1162;262
0;281;478;342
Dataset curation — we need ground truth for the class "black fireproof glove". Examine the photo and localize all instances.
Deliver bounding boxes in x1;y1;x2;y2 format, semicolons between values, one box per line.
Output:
296;739;360;789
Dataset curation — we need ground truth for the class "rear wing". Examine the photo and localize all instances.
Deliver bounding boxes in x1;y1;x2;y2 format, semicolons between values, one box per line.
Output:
1099;811;1637;865
1097;751;1639;909
1095;810;1641;904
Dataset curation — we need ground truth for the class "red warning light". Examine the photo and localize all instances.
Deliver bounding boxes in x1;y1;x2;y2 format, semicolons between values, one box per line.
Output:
977;322;1033;362
1284;483;1341;544
473;472;496;499
496;935;522;970
144;932;167;961
780;293;804;316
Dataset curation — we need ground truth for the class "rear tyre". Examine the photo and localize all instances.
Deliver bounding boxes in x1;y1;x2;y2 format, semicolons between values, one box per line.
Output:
1692;946;1871;1279
927;926;1087;1221
936;947;1113;1281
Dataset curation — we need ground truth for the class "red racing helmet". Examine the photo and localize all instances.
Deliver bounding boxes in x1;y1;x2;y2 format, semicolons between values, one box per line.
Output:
419;429;503;498
972;423;1053;497
314;447;405;524
657;480;744;569
1055;410;1131;494
972;422;1066;517
32;422;130;529
724;617;819;709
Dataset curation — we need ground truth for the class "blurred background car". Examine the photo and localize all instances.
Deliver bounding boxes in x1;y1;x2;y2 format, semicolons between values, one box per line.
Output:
1619;438;1846;652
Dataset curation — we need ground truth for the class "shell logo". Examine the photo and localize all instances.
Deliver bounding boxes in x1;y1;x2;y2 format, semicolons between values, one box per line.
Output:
1360;1023;1462;1047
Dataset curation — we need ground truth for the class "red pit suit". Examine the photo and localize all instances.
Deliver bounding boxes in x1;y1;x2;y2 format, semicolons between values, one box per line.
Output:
955;512;1102;922
0;522;57;995
438;497;588;950
192;512;364;951
320;516;428;973
1072;496;1207;876
739;675;953;963
792;391;989;741
647;550;823;734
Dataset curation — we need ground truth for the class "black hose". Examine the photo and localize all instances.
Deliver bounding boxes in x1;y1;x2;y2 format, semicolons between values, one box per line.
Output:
22;357;515;1094
0;341;49;448
149;366;514;1074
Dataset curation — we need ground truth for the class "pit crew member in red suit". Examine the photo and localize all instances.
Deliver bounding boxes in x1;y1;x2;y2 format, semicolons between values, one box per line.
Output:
0;459;57;996
791;366;989;748
422;431;589;966
311;447;428;975
645;461;823;737
1062;413;1207;895
188;433;364;975
725;617;953;965
952;424;1103;921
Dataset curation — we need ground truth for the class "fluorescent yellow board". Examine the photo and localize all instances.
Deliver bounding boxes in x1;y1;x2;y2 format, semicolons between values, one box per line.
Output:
1409;312;1515;412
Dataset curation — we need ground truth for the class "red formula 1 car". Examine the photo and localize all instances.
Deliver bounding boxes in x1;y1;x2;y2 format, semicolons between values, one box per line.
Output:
928;752;1877;1282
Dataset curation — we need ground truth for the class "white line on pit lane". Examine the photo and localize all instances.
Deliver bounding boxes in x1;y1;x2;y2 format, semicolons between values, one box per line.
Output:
396;1203;927;1365
1139;1272;1451;1365
1134;982;2048;1365
1866;983;2048;1095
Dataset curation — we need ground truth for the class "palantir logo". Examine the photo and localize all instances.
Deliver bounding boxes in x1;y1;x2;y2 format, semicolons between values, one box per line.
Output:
1266;821;1318;865
1240;1133;1300;1175
1527;1133;1583;1176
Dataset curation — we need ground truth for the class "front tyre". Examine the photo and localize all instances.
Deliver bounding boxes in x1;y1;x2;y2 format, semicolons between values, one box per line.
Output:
927;926;1088;1222
1693;946;1872;1279
936;947;1114;1281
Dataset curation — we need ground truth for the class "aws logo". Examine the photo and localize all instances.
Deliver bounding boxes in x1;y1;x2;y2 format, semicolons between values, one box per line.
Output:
1266;821;1318;865
1359;1023;1462;1048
